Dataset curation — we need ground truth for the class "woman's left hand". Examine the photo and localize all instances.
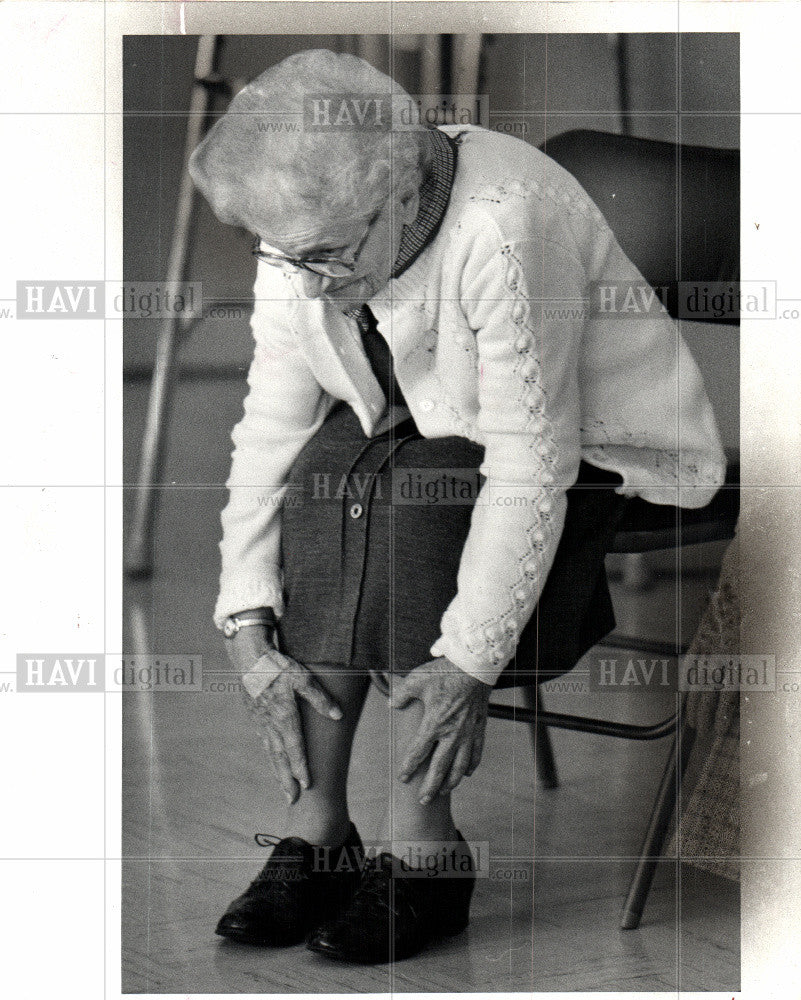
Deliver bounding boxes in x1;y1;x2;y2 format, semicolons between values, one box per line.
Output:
389;656;492;802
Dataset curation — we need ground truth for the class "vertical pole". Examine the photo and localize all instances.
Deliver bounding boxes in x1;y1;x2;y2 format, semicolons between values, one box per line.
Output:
125;36;220;577
621;712;696;929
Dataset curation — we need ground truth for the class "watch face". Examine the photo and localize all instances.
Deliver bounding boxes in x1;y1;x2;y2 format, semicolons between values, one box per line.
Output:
222;619;237;638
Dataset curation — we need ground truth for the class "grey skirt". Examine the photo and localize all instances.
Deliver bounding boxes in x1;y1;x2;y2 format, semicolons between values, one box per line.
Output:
275;399;626;689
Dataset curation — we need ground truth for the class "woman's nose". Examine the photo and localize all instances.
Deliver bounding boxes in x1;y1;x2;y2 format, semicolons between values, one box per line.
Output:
297;269;334;298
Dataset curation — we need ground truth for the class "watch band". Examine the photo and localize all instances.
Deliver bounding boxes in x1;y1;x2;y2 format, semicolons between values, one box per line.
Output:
221;609;277;638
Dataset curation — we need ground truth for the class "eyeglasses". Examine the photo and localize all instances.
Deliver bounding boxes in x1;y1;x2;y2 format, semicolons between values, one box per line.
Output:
252;205;383;278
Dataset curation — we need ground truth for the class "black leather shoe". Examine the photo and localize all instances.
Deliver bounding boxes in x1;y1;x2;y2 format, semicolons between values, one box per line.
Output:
307;831;475;963
216;823;364;946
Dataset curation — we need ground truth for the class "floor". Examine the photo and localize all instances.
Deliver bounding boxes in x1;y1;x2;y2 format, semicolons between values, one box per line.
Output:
121;376;739;994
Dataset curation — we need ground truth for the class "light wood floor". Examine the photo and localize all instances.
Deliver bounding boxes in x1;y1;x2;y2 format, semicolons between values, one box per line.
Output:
122;379;739;993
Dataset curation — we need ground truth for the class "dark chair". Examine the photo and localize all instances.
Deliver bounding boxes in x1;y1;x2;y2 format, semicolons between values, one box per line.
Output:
486;129;739;930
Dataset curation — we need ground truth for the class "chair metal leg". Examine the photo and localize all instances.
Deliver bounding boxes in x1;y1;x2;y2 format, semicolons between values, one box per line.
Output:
522;686;559;789
620;716;696;929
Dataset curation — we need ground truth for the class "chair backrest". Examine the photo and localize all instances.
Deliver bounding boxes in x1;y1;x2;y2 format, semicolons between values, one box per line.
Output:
540;130;740;324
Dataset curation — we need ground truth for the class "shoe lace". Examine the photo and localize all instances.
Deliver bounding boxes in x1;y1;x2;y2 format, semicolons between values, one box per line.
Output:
249;838;311;890
351;853;420;923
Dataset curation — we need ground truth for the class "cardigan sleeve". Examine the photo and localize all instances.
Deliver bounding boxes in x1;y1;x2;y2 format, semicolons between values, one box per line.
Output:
212;264;335;629
429;229;589;684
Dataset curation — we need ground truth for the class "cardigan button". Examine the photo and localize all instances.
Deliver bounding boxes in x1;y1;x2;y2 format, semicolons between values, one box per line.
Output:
515;335;529;353
523;558;538;576
424;329;437;348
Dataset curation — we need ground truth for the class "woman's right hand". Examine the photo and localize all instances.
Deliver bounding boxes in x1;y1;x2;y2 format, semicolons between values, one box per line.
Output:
225;626;343;803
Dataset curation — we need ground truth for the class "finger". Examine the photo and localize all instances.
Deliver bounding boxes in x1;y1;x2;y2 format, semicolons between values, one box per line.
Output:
466;718;487;776
272;702;311;791
398;727;437;782
418;739;458;804
295;672;343;720
440;740;473;795
263;726;300;803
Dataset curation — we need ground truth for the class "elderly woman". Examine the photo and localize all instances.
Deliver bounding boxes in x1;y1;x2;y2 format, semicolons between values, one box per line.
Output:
189;49;725;963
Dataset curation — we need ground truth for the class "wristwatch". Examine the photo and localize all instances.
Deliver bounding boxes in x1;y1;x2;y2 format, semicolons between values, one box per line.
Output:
221;608;277;639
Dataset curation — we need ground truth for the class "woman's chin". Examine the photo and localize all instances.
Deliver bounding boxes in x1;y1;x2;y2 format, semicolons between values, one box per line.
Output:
326;274;387;306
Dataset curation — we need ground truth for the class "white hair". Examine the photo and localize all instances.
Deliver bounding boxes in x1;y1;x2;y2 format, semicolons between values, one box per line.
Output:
189;49;431;234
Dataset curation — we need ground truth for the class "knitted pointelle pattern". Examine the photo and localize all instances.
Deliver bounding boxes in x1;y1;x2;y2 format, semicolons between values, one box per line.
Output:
447;241;560;670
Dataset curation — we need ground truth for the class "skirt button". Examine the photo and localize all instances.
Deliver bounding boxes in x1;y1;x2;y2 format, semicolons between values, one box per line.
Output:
349;503;364;519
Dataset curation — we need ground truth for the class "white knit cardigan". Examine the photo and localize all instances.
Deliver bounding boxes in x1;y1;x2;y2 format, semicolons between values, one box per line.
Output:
213;125;726;685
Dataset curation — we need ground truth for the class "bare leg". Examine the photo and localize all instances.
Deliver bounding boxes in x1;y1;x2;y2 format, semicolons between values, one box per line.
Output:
304;686;477;964
377;695;461;851
278;664;371;848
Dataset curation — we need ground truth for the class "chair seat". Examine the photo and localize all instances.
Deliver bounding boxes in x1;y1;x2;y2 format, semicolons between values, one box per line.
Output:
611;457;739;553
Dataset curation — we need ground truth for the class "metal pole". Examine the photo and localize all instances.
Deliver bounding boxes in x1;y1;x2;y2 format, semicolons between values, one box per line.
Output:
620;711;696;929
125;35;220;577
